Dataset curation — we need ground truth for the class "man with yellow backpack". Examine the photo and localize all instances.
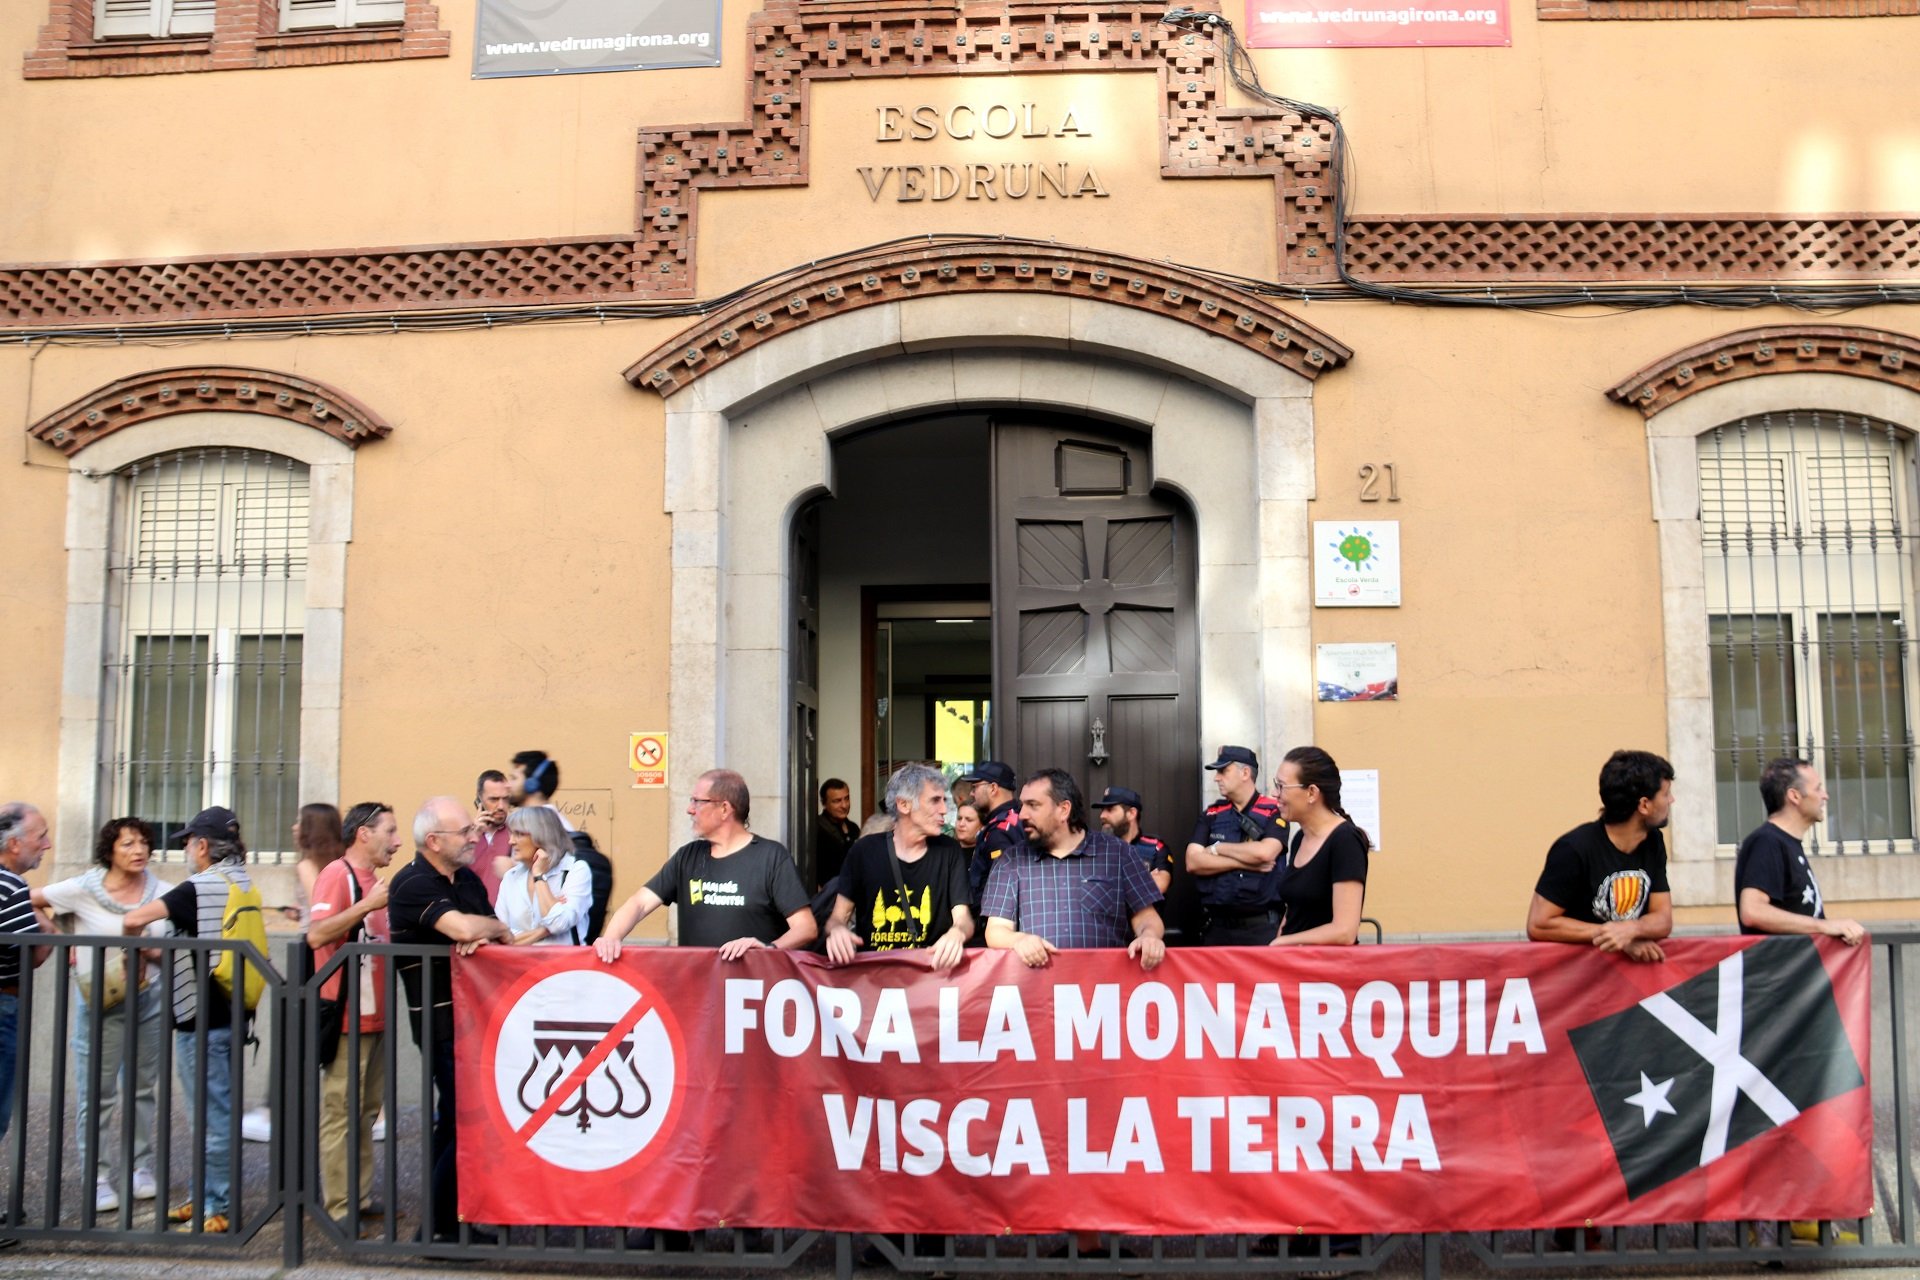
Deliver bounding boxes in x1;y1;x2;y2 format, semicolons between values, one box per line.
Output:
123;806;266;1234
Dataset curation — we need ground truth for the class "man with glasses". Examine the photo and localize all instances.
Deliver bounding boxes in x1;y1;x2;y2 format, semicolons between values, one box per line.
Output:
1184;746;1287;945
388;796;511;1243
0;801;53;1219
595;769;816;960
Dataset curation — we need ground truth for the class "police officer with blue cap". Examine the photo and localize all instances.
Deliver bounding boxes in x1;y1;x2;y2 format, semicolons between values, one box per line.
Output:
1185;746;1287;945
1097;786;1173;895
960;761;1023;903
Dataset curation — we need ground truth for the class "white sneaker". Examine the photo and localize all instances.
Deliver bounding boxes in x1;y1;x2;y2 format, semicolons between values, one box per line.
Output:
371;1111;387;1142
95;1178;120;1213
131;1168;157;1201
240;1107;272;1144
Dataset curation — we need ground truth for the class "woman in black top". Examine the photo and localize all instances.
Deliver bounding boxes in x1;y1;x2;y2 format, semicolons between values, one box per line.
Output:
1269;746;1371;946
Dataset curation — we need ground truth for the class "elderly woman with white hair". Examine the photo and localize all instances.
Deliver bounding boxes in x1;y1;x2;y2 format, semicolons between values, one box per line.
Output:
495;806;593;946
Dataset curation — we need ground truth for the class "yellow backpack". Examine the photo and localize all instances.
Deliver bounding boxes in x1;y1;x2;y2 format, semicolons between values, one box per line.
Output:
210;875;268;1011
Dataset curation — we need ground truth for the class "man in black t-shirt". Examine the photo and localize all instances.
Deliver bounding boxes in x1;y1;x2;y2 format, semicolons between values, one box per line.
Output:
595;769;817;959
814;778;862;890
386;796;511;1243
824;763;974;971
1096;786;1173;895
1735;757;1864;944
1527;750;1675;964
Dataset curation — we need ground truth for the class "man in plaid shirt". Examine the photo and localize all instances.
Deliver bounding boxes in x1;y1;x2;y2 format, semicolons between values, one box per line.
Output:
981;769;1166;970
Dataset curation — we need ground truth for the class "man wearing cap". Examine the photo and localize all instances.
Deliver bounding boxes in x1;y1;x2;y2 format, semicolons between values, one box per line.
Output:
1185;747;1288;946
1098;787;1173;895
122;806;254;1233
961;761;1024;903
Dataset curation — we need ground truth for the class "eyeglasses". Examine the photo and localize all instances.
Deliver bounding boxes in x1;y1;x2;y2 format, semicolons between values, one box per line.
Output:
428;824;477;839
688;797;724;807
1273;782;1314;792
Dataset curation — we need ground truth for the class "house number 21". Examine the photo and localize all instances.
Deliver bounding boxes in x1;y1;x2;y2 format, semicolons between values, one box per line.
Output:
1358;463;1400;502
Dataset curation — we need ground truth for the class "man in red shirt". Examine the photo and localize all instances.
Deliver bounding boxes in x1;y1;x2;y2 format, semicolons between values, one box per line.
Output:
471;770;513;904
306;801;398;1224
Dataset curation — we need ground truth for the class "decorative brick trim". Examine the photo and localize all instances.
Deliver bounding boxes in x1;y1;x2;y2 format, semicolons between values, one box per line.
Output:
24;0;448;79
1345;216;1920;280
1540;0;1914;18
628;0;1338;296
622;243;1351;396
0;238;636;325
29;366;393;455
1608;326;1920;415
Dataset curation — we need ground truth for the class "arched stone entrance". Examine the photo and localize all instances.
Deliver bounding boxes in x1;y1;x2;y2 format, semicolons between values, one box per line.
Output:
639;284;1341;859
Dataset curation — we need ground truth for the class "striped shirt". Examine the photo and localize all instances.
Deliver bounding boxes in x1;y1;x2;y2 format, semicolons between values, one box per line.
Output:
0;868;42;987
160;863;254;1031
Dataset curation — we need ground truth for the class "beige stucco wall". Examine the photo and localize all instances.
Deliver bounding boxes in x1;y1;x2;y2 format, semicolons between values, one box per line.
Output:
7;300;1920;933
3;0;1919;934
4;0;1919;265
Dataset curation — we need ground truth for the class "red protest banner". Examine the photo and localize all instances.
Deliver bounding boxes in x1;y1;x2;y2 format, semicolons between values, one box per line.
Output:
1246;0;1509;47
454;937;1869;1233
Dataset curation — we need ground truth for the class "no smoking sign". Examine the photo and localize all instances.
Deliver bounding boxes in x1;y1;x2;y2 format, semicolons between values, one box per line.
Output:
630;731;668;788
488;968;681;1172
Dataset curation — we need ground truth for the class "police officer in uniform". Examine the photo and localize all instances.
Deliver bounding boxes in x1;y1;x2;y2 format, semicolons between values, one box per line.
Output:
960;762;1023;903
1184;746;1287;945
1096;786;1173;895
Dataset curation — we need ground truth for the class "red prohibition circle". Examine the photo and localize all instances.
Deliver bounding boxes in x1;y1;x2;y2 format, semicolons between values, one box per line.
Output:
474;950;689;1177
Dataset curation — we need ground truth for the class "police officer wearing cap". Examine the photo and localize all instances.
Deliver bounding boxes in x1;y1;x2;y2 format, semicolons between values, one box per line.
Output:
1097;787;1173;895
960;761;1023;902
1185;746;1287;945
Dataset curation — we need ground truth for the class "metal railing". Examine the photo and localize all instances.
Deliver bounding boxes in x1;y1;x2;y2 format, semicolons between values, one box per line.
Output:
3;931;1915;1277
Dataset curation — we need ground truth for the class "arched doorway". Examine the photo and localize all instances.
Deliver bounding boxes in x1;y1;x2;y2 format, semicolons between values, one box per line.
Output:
651;294;1334;945
788;410;1203;921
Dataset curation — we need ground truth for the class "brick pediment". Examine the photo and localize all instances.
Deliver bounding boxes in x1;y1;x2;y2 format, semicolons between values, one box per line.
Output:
28;366;392;456
623;241;1351;396
1610;326;1920;416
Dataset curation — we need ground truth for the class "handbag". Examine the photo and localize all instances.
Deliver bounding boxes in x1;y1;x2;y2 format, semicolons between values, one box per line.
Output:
76;946;129;1011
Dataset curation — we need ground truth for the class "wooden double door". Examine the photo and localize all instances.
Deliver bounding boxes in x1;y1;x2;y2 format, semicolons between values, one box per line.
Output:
790;414;1202;923
991;418;1201;914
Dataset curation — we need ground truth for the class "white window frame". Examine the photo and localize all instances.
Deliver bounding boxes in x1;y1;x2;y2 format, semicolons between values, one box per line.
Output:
1648;371;1920;907
281;0;405;32
55;413;352;876
94;0;215;39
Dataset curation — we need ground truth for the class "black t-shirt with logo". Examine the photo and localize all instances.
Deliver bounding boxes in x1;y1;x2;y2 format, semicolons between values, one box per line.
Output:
645;835;811;948
1535;820;1670;924
1734;822;1826;934
839;832;972;951
1277;821;1370;936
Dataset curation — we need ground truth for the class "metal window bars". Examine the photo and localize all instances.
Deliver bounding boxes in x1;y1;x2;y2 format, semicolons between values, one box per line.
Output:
1701;411;1917;854
108;449;308;863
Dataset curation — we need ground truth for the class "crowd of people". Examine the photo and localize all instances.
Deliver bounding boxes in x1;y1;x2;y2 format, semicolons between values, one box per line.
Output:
0;740;1873;1250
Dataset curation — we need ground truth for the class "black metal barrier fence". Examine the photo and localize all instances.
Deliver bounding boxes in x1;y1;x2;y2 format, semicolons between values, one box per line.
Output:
2;931;1917;1277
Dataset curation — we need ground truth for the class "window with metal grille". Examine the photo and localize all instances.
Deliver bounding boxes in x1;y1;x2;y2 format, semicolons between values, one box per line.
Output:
110;449;308;861
1701;411;1916;853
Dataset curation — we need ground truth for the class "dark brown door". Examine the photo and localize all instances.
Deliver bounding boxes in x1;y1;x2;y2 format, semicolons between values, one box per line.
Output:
788;501;822;885
991;419;1201;927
